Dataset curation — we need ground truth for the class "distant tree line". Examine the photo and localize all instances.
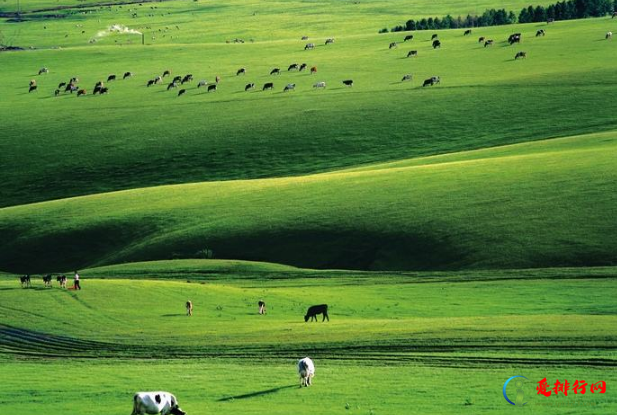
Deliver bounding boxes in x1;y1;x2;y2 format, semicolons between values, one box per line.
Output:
382;0;617;32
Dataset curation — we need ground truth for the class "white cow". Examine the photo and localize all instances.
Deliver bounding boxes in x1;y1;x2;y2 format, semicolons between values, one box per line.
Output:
313;81;326;89
297;357;315;387
131;392;185;415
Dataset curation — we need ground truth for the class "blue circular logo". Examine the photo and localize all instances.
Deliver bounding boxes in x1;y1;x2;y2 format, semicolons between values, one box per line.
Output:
503;376;528;406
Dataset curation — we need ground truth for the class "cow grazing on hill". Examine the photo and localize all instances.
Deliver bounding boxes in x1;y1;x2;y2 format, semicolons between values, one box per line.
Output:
181;74;193;84
298;357;315;387
432;39;441;48
172;75;182;83
245;82;255;91
163;70;171;77
54;89;60;96
313;81;326;88
606;31;613;40
464;29;472;36
536;29;545;37
342;79;353;87
177;89;186;96
58;82;67;89
325;38;334;45
478;36;485;43
38;67;49;75
508;33;521;45
154;76;163;84
404;34;414;41
147;79;155;87
422;76;440;87
299;63;307;71
131;392;185;415
304;304;329;322
197;80;208;88
207;84;217;92
401;74;412;82
407;50;417;57
515;51;527;59
263;82;274;91
29;85;37;93
305;42;315;50
270;68;281;75
43;275;52;287
20;275;31;288
107;74;116;82
237;68;246;76
167;82;177;90
484;39;494;47
93;85;102;95
100;87;109;94
302;35;309;40
389;41;397;49
310;66;317;74
431;34;438;40
284;83;295;91
123;71;133;79
77;89;86;96
186;301;193;316
288;63;298;71
57;275;67;288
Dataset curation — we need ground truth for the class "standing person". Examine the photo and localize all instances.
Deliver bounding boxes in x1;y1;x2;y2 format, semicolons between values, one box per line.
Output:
258;300;266;315
186;300;193;316
74;271;81;290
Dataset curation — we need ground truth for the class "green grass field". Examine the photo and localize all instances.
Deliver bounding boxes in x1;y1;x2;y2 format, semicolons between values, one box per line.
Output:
1;0;616;413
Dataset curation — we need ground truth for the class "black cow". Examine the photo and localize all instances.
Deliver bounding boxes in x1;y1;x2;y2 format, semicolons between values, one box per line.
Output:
29;85;37;93
325;38;334;45
407;50;417;57
389;42;397;49
304;304;329;322
401;74;412;82
245;83;255;91
478;36;485;43
93;85;102;95
515;51;527;59
147;79;155;87
181;74;193;84
172;75;182;83
207;84;217;92
432;39;441;49
237;68;246;76
58;82;67;89
167;82;177;90
299;63;307;71
263;82;274;91
43;275;52;288
422;76;440;87
484;39;494;47
342;79;353;87
178;89;186;96
288;63;298;71
163;70;171;77
270;68;281;75
100;87;109;94
54;89;60;96
107;74;116;81
536;29;545;37
431;34;438;40
123;71;133;79
404;34;414;41
464;29;472;36
20;275;31;288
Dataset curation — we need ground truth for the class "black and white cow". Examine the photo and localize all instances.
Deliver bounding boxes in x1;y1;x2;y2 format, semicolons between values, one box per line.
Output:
283;83;295;92
57;275;67;289
131;392;185;415
43;275;52;287
20;275;31;288
404;34;414;42
245;83;255;91
263;82;274;91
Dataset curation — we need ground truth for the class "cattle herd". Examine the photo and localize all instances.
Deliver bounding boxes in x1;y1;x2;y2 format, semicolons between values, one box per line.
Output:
19;274;67;288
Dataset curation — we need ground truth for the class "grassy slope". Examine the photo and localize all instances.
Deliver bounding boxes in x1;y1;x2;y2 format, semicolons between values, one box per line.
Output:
1;130;616;272
0;270;615;414
1;16;616;207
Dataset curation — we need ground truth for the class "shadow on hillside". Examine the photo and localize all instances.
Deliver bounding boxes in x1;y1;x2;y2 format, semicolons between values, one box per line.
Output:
218;384;297;401
161;314;185;317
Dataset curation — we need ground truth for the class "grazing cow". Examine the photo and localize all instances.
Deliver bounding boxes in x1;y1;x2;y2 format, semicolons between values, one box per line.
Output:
123;71;133;79
186;301;193;316
325;38;334;45
163;70;171;77
207;84;217;92
299;63;307;71
515;51;527;59
310;66;317;74
29;79;36;87
263;82;274;91
236;68;246;76
131;392;185;415
478;36;485;43
38;67;49;75
270;68;281;75
70;77;79;83
407;50;418;57
484;39;494;47
43;275;52;288
422;76;440;87
536;29;545;37
93;85;102;95
147;79;155;87
107;74;116;82
284;83;295;92
58;82;67;89
178;89;186;96
401;74;412;82
100;87;109;94
20;275;31;288
95;81;104;88
606;31;613;40
54;89;60;96
57;275;67;289
342;79;353;87
77;89;86;96
313;81;326;88
464;29;472;36
304;42;315;50
172;75;182;83
298;357;315;387
64;83;74;92
431;34;438;40
245;82;255;91
288;63;299;71
29;85;37;93
404;34;414;41
167;82;178;90
154;75;163;84
432;39;441;49
258;300;266;315
181;74;193;84
389;41;397;49
508;33;521;45
304;304;329;322
547;17;555;23
302;36;309;40
197;80;208;88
